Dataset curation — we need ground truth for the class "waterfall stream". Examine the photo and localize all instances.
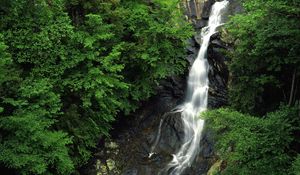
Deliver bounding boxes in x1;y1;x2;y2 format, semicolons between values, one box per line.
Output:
152;1;230;174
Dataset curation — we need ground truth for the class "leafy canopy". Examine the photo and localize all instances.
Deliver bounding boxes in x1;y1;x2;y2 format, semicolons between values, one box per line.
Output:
224;0;300;114
0;0;192;174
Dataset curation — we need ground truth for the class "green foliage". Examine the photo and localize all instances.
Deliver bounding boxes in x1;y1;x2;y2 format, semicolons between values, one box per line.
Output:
0;115;74;175
204;106;299;175
0;0;192;174
0;35;73;174
224;0;300;114
292;155;300;175
116;0;192;102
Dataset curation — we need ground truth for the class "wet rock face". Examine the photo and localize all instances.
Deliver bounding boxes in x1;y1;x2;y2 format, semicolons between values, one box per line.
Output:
116;81;186;175
184;0;242;29
80;1;241;175
182;0;216;30
207;37;229;108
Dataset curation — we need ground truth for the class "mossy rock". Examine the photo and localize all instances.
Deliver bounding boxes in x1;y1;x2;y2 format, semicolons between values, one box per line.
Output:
207;160;222;175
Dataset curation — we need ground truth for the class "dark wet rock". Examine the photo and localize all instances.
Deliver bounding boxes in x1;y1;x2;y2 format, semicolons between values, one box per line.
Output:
210;32;220;40
194;34;202;46
186;31;200;66
122;169;138;175
194;19;208;30
157;112;185;151
211;39;227;49
210;31;228;50
202;0;215;19
207;40;229;108
187;45;197;55
228;0;243;15
186;54;197;66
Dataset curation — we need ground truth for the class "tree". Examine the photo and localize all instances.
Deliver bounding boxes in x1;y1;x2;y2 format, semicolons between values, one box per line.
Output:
224;0;300;114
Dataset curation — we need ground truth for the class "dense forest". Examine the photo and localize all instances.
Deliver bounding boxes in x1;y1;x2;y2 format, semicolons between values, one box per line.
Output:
0;0;299;175
0;0;192;174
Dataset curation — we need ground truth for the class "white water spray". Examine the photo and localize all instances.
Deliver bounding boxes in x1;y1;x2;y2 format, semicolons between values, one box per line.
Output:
165;1;229;174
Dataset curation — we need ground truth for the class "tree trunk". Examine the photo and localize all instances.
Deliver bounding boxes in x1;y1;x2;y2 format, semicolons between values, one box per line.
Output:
288;69;297;106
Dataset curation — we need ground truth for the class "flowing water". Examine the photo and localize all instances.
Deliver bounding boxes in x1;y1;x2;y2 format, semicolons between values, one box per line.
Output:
158;1;230;174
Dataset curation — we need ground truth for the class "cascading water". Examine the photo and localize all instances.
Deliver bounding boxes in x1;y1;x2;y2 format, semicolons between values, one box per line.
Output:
161;1;229;174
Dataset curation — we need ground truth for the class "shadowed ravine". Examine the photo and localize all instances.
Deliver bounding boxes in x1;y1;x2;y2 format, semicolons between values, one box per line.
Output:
149;1;230;174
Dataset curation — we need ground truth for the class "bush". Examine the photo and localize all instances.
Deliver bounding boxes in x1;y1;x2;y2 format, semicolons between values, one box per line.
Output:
204;106;299;175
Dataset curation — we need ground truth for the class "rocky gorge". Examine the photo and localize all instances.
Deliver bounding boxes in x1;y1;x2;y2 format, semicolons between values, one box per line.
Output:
80;1;242;174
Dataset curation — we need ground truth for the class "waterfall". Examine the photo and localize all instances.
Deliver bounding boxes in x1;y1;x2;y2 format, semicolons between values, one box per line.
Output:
164;1;229;174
